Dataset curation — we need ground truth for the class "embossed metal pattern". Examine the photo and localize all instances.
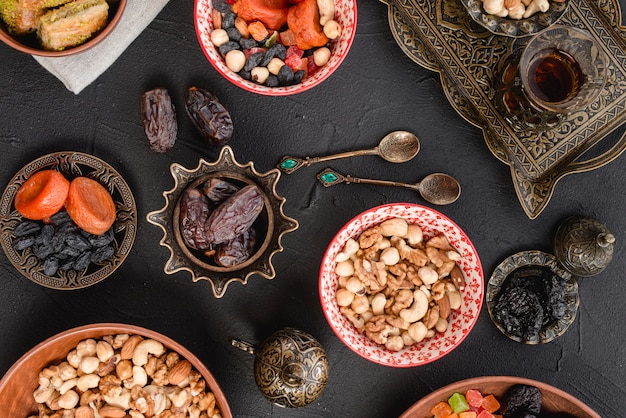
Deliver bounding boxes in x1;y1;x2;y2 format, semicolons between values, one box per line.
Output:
146;146;299;298
253;328;329;408
0;152;137;290
486;251;579;344
384;0;626;218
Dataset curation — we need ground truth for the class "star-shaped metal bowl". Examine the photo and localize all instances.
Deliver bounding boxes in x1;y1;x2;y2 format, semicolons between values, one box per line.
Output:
147;146;299;298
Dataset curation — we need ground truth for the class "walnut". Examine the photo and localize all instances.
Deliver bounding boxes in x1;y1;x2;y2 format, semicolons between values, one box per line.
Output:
99;374;122;398
392;237;429;266
358;226;383;249
364;315;398;345
426;234;454;251
385;314;410;330
388;289;413;316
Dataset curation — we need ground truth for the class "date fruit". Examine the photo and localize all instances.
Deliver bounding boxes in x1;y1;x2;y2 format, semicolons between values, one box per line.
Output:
215;227;257;267
202;178;238;204
141;88;178;153
185;87;233;146
179;188;211;250
204;184;263;245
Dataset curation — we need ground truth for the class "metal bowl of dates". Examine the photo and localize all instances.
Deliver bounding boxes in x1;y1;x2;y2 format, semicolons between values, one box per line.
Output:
460;0;568;38
147;146;299;298
400;376;600;417
0;151;137;290
0;0;127;57
486;250;579;344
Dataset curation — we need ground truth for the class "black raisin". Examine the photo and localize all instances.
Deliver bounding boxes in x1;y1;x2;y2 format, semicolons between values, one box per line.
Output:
91;245;114;263
226;27;241;42
13;236;35;251
219;41;241;56
14;221;40;237
265;75;279;87
293;69;306;84
221;11;236;29
49;210;72;226
244;52;264;72
43;257;59;276
212;0;231;13
65;233;91;251
238;69;252;80
33;244;54;260
239;38;258;49
73;252;92;270
41;224;54;246
277;65;294;85
261;43;286;66
89;228;114;247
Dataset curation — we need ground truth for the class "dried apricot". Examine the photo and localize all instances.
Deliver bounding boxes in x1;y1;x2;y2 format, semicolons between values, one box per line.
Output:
14;170;70;220
65;177;116;236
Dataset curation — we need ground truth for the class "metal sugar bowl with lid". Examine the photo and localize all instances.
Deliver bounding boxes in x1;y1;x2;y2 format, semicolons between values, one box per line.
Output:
554;215;616;277
232;327;330;408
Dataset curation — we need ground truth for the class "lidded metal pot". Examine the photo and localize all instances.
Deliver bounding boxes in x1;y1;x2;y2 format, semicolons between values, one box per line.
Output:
554;215;616;277
232;327;330;408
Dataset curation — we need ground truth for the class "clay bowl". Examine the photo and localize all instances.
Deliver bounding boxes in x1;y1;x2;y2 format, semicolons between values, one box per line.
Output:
147;146;299;298
319;203;484;367
194;0;357;95
0;0;126;57
0;323;232;417
400;376;600;417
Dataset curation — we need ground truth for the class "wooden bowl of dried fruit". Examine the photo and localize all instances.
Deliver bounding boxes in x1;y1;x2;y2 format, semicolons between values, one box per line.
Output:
0;323;233;417
399;376;600;417
0;0;126;56
147;146;299;298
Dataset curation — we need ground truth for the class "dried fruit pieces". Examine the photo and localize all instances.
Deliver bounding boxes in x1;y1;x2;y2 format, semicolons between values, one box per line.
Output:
204;184;263;244
140;87;178;153
185;86;233;146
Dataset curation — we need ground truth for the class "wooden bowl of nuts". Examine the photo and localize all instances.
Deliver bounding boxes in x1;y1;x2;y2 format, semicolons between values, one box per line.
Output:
460;0;569;38
0;0;127;57
0;323;232;417
319;203;484;367
147;146;299;298
194;0;357;95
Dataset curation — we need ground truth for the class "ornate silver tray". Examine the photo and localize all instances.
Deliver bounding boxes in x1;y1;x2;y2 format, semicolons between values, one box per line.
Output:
384;0;626;218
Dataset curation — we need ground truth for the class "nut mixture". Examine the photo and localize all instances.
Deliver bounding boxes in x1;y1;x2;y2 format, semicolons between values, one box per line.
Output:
478;0;565;20
334;218;465;351
28;334;222;418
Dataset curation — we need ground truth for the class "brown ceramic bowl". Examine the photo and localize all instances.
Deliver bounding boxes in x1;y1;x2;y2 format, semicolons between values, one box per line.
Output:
0;323;233;417
147;146;299;298
0;0;126;57
400;376;600;418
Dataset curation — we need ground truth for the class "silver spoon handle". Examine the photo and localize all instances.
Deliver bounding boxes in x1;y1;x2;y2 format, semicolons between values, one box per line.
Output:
278;148;377;174
317;168;419;191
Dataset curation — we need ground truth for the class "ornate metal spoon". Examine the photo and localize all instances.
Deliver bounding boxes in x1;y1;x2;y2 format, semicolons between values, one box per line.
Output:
317;168;461;205
277;131;420;174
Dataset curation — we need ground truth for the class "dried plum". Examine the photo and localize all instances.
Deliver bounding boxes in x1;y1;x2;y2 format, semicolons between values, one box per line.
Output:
493;265;568;341
140;87;178;153
503;384;542;417
184;87;233;146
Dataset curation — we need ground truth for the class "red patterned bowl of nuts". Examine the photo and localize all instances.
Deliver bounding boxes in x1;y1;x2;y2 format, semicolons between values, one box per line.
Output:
194;0;357;95
319;203;484;367
0;323;232;417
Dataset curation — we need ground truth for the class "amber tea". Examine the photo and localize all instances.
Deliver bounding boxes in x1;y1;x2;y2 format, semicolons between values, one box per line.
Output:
526;49;584;104
519;26;607;114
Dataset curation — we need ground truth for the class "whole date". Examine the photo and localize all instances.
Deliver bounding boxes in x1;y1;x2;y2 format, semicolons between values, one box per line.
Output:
184;87;233;146
179;188;211;250
204;184;263;245
140;88;178;153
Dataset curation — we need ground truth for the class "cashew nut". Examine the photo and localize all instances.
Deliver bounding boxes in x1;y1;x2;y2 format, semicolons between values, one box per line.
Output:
132;339;165;366
399;289;429;323
316;0;335;26
523;0;549;17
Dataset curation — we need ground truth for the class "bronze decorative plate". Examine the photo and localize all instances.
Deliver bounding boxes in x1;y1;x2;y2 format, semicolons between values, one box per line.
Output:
146;146;299;298
487;250;579;344
0;152;137;290
460;0;569;38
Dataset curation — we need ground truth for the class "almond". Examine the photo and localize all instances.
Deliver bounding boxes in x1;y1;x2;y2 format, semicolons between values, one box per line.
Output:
120;335;143;360
437;293;451;320
99;405;126;418
168;359;192;386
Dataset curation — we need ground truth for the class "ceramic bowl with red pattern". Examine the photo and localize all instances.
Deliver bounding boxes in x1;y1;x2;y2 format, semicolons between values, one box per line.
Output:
319;203;484;367
194;0;357;95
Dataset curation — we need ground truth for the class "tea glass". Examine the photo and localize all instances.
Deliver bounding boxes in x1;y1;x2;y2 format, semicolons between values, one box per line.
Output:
519;25;608;114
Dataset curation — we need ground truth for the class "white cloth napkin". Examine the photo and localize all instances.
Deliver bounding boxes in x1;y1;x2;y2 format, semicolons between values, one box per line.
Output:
33;0;171;94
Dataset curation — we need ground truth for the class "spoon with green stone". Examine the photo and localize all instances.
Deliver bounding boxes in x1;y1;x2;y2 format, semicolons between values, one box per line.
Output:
317;168;461;205
277;131;420;174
